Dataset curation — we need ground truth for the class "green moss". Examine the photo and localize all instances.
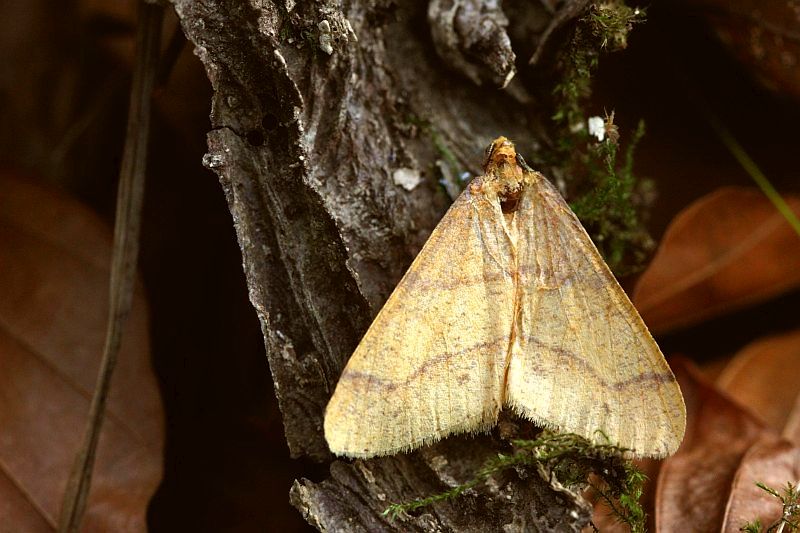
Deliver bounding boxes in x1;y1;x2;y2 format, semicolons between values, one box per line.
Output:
546;1;651;275
568;116;653;274
383;430;646;532
589;454;647;533
740;482;800;532
552;2;645;133
740;519;763;533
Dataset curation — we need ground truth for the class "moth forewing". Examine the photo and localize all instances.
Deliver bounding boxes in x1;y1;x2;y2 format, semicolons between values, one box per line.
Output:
323;190;515;458
505;172;686;457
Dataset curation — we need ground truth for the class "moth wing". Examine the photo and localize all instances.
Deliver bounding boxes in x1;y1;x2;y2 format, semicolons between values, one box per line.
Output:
325;186;515;457
505;173;686;457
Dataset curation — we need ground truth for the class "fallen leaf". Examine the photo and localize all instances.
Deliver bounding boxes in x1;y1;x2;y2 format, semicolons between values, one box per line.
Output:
721;436;800;532
716;329;800;434
656;357;776;532
633;187;800;334
686;0;800;101
0;171;163;531
697;356;731;383
784;395;800;446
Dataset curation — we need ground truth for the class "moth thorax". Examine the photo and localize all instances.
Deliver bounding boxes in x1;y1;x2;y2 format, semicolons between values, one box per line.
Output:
494;167;525;214
499;185;523;214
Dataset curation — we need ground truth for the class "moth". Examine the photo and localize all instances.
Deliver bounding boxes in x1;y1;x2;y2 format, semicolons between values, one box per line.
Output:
325;137;686;458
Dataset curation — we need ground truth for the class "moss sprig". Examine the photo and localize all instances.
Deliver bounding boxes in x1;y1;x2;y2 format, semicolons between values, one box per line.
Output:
568;115;653;273
589;458;647;533
551;2;645;134
741;482;800;532
545;1;651;274
383;430;646;532
741;520;764;533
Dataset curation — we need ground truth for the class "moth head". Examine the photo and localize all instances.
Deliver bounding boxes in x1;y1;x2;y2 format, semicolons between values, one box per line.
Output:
480;137;528;213
483;136;518;173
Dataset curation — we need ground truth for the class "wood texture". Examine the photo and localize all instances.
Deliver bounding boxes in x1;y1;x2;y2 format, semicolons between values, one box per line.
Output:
326;138;685;458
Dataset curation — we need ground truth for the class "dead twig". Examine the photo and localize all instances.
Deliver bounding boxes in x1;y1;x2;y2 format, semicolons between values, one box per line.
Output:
57;2;164;532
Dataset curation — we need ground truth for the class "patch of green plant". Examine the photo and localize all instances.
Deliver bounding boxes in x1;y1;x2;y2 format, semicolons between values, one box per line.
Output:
588;452;647;533
404;114;469;199
741;519;764;533
383;430;646;532
552;2;645;134
546;2;651;275
740;482;800;532
568;116;654;274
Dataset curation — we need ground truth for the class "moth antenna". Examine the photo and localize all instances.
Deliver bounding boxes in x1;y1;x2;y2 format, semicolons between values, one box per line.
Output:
516;153;534;172
483;140;498;172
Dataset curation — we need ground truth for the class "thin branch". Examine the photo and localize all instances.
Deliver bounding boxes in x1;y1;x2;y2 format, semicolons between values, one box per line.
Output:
57;3;164;532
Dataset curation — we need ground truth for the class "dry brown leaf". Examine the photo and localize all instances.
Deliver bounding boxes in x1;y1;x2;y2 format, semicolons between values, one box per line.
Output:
686;0;800;101
721;436;800;532
633;187;800;334
656;357;776;532
0;171;163;531
717;330;800;435
785;395;800;446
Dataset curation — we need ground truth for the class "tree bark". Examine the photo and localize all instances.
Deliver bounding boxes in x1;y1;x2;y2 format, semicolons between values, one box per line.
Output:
170;0;592;530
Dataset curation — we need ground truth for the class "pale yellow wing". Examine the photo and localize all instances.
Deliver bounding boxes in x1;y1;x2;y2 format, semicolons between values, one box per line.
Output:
324;184;515;457
504;173;686;457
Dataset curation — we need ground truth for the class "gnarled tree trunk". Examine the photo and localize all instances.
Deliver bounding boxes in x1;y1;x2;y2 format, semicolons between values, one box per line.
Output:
170;0;592;530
